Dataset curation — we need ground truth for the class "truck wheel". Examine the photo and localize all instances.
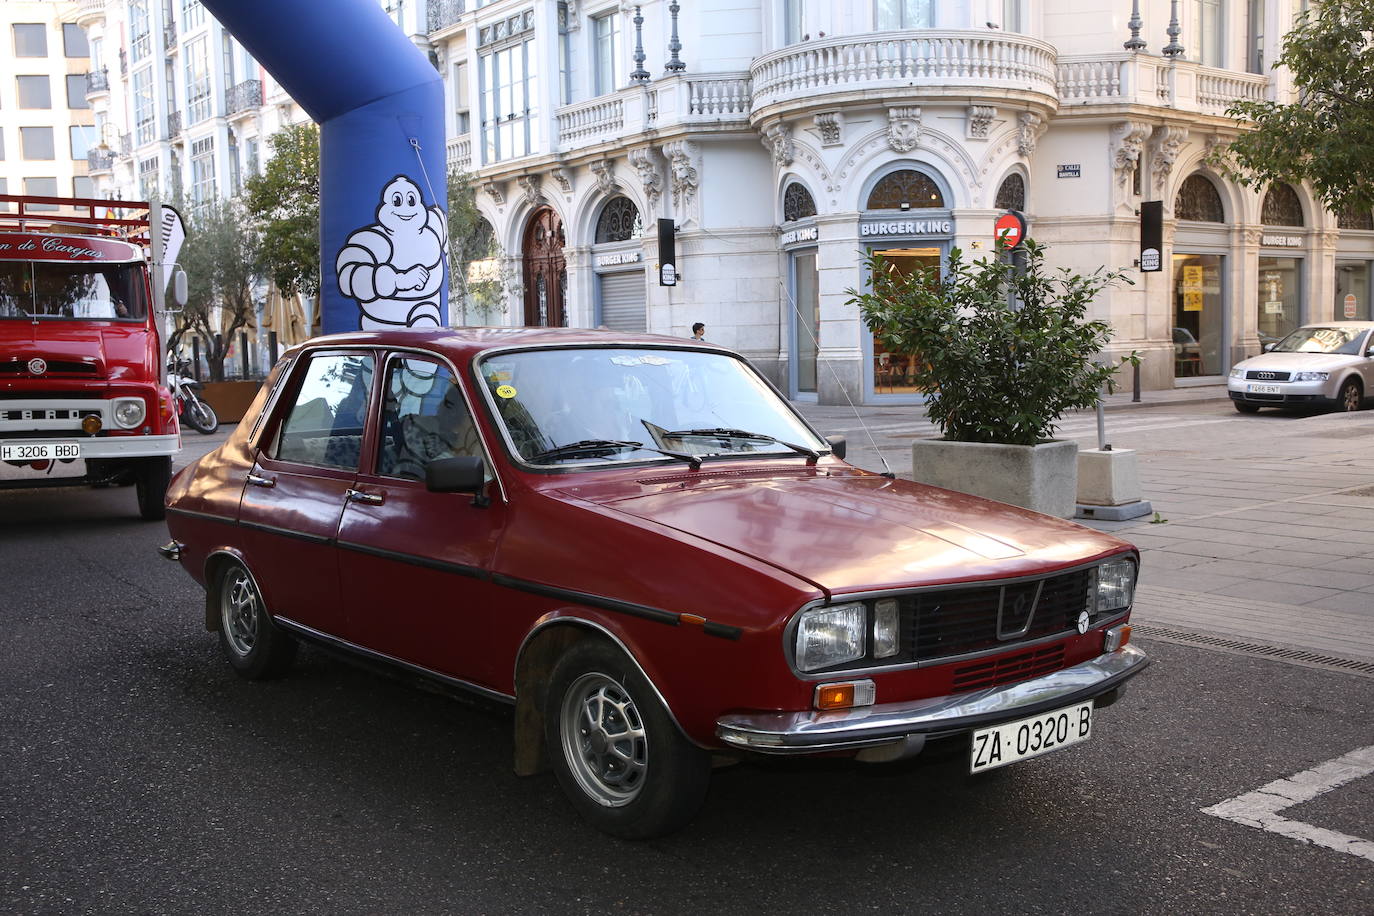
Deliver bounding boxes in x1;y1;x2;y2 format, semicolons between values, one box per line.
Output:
188;398;219;434
136;456;172;520
545;640;711;839
214;561;296;679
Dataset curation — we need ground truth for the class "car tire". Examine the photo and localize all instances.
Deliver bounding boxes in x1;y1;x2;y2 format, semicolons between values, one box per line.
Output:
1337;378;1363;412
1233;401;1261;414
214;561;297;680
135;456;172;520
545;640;711;839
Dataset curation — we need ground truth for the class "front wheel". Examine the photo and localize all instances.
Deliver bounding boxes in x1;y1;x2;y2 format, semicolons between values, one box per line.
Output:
214;561;297;679
545;640;711;839
1337;378;1364;412
187;396;219;434
1233;401;1261;414
135;456;171;520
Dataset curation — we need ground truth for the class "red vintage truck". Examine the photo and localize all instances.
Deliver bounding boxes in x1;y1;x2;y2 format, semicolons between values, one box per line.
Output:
1;194;186;519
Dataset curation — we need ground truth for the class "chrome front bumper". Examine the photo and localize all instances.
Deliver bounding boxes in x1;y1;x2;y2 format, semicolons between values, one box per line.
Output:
715;644;1149;754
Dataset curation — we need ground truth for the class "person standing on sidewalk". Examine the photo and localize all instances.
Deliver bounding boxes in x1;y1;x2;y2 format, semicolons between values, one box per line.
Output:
691;322;706;341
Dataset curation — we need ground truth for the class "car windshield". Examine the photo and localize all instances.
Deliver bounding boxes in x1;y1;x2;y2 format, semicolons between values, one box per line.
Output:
1272;326;1367;355
0;259;148;321
479;347;827;466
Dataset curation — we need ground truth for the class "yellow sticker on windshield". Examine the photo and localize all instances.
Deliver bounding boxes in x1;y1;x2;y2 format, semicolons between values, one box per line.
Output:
496;384;517;399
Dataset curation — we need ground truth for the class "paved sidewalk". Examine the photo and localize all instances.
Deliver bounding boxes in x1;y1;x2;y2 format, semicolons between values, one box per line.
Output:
794;391;1374;668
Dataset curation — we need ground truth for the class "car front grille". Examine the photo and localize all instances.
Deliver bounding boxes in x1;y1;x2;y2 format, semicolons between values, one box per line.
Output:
952;643;1067;692
1245;370;1291;381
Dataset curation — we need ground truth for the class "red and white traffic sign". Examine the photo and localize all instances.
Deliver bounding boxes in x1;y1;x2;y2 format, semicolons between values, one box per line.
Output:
994;211;1026;248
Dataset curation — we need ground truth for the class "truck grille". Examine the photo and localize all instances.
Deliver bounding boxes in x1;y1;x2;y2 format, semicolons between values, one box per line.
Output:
0;359;99;376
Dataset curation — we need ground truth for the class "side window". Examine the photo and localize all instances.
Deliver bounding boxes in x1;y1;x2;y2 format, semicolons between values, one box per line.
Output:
377;357;483;481
271;352;375;469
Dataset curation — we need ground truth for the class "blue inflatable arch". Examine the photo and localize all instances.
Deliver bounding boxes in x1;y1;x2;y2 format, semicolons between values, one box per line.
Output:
202;0;447;334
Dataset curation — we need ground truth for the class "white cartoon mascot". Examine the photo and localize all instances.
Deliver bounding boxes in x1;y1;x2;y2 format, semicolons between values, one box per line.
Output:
336;175;448;329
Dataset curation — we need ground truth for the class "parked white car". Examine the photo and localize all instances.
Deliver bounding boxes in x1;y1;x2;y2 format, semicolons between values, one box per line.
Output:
1228;322;1374;413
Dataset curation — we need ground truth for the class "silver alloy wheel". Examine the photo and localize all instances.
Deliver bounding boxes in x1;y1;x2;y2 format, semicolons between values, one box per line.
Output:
1341;381;1362;411
559;672;648;807
220;567;261;658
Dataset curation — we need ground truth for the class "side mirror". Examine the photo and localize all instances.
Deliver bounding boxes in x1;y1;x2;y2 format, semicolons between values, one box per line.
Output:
425;456;487;502
1263;342;1276;352
173;269;188;308
826;435;847;460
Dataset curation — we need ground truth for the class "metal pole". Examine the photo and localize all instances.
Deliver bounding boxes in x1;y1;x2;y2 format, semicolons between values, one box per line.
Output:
268;330;279;365
1132;361;1141;402
240;331;250;378
191;336;201;381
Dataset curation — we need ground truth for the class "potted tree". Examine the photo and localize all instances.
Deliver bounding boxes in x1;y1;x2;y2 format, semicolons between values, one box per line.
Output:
847;241;1131;517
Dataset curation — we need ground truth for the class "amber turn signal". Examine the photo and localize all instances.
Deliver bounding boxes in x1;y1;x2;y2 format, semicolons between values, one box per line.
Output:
1103;624;1132;653
81;414;102;434
813;679;876;710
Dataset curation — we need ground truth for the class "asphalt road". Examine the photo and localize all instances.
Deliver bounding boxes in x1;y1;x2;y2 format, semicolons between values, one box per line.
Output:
2;408;1372;915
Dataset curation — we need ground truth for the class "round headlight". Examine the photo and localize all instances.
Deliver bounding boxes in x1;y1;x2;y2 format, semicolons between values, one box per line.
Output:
112;397;146;429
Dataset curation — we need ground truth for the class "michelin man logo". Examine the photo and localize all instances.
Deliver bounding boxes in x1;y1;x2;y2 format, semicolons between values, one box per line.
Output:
336;175;448;329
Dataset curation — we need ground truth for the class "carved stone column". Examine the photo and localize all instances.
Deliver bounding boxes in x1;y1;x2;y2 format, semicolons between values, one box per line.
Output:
661;139;700;225
762;121;794;167
1150;125;1188;196
1111;121;1152;190
627;147;663;215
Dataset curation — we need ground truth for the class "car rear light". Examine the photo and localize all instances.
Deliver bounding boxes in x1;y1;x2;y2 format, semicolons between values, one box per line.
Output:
814;680;875;710
1104;624;1132;653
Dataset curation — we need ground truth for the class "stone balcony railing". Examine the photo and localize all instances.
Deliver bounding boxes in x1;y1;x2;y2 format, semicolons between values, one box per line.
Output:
86;67;109;96
87;147;115;173
118;132;131;157
1057;53;1270;117
226;79;262;116
553;74;754;152
750;30;1060;119
167;110;183;139
555;90;634;151
74;0;106;29
446;135;472;172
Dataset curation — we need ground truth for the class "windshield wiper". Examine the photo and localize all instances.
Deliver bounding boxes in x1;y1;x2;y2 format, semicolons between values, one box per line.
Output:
659;427;821;463
527;439;702;469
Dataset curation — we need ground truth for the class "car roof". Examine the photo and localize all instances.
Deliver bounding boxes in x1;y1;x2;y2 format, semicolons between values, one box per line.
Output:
286;326;727;360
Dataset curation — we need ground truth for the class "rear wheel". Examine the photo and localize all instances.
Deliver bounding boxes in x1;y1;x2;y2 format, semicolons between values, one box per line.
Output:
1337;378;1363;412
135;456;171;520
1233;401;1261;414
545;640;711;839
187;397;219;433
214;561;297;679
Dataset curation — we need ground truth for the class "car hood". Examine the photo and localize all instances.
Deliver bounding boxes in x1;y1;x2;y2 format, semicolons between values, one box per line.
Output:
1236;352;1363;373
552;467;1130;595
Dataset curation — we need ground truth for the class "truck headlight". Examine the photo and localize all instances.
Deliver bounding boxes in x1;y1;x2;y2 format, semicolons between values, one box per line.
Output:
795;603;866;672
112;397;146;429
1294;371;1329;381
1094;558;1136;614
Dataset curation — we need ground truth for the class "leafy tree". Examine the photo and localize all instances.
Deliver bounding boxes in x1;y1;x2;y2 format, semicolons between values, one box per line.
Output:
847;242;1132;445
447;166;504;324
1219;2;1374;214
172;197;260;381
243;123;320;301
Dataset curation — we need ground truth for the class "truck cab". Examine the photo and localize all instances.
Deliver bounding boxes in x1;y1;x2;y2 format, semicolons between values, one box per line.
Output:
0;194;183;519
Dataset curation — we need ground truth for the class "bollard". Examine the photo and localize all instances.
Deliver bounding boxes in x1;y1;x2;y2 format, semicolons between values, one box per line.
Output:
240;331;250;378
191;336;201;381
268;331;279;366
1132;361;1141;402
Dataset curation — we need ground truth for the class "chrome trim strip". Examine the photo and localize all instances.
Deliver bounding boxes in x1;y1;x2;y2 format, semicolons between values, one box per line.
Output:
335;539;489;581
716;644;1149;753
273;615;515;706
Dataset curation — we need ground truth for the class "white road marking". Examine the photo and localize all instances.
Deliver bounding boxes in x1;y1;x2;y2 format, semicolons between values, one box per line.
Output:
1202;744;1374;863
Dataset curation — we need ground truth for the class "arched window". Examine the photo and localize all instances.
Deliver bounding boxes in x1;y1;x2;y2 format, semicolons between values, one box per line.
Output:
783;182;817;222
1261;183;1304;226
1337;206;1374;230
1175;174;1225;222
866;169;944;210
594;196;642;243
994;173;1025;211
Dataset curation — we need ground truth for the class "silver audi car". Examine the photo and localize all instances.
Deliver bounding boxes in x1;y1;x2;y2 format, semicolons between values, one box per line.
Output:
1228;322;1374;413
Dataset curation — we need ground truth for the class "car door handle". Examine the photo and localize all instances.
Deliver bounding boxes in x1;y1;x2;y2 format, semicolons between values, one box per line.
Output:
345;488;385;505
246;473;275;488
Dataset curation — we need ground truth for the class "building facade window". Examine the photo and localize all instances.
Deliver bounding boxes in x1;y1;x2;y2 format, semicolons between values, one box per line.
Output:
1261;183;1304;226
867;169;944;209
63;23;90;58
1176;174;1225;221
24;177;59;207
1190;0;1224;67
783;182;817;222
66;73;90;110
875;0;933;30
454;61;471;135
13;23;47;57
138;156;159;198
791;250;820;395
1001;0;1024;32
182;0;206;30
1258;257;1302;345
1335;261;1372;321
479;37;537;163
228;132;241;193
133;67;156;145
73;175;94;198
70;125;92;160
1337;207;1373;230
21;127;56;160
130;1;151;62
592;12;620;96
245;137;259;176
595;196;641;243
190;136;216;203
994;173;1025;211
17;75;52;109
1172;254;1225;376
185;37;212;123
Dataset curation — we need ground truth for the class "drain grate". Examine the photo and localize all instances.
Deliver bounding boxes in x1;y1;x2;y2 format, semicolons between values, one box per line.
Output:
1133;625;1374;678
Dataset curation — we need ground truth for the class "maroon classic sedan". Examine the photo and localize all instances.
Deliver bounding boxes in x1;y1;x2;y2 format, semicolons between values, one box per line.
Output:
161;328;1147;838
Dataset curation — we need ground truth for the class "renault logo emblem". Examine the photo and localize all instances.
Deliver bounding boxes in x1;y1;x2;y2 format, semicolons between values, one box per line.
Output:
1076;611;1090;635
27;358;46;375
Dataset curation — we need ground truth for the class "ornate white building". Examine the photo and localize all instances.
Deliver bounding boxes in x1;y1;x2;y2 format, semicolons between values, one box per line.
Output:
426;0;1374;402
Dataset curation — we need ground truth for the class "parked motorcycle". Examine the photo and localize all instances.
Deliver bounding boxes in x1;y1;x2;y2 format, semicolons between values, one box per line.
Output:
167;360;219;434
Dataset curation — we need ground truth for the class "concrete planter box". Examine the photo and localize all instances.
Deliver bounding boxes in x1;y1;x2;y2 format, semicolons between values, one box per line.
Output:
198;381;263;424
910;438;1080;518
